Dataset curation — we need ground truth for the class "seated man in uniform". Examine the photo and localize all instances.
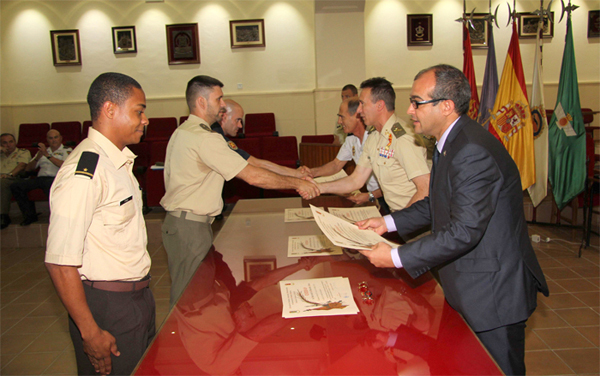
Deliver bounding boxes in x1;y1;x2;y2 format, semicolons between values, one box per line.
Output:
334;84;359;145
0;133;31;229
304;99;389;213
10;129;72;226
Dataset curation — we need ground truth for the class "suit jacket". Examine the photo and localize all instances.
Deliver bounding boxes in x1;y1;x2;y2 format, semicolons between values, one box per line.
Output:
392;115;549;332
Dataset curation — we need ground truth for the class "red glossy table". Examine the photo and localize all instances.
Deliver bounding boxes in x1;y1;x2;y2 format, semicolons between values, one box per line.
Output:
135;197;502;375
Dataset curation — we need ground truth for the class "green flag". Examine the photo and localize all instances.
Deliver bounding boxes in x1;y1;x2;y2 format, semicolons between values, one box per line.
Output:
548;16;586;211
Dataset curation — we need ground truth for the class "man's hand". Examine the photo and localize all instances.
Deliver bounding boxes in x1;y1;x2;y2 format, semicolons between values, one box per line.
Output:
356;217;388;235
37;143;49;158
297;177;320;200
346;192;369;205
358;242;395;268
296;166;313;178
82;327;120;375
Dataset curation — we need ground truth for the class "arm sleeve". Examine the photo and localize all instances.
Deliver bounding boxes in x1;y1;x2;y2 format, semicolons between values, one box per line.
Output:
198;136;249;181
394;136;430;180
335;138;353;161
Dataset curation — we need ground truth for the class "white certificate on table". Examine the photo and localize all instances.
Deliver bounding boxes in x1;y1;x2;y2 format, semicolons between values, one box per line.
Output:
287;235;344;257
280;277;359;318
284;207;317;222
328;206;382;223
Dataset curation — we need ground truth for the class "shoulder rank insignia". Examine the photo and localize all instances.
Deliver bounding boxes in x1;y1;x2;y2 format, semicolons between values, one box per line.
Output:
199;123;214;133
391;122;406;138
367;126;376;134
75;151;99;179
227;141;238;150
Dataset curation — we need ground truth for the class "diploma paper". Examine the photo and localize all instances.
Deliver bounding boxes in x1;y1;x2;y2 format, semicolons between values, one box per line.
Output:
284;207;319;223
328;206;382;223
280;277;359;318
313;170;348;184
287;235;344;257
309;205;399;250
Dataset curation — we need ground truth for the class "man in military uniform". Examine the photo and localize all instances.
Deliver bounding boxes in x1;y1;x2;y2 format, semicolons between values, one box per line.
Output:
10;129;71;226
45;72;155;375
314;77;430;212
0;133;31;229
334;84;359;145
305;99;388;212
161;75;319;306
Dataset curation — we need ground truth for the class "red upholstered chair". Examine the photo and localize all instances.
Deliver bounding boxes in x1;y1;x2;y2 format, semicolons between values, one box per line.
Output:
301;135;335;144
260;136;299;198
16;123;50;148
145;141;168;208
82;121;92;139
179;116;188;125
145;117;177;142
51;121;82;146
222;138;262;203
243;113;278;138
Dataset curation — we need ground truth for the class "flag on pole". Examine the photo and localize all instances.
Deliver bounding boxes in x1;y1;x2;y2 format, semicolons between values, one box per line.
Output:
463;24;480;120
477;21;500;141
489;22;536;190
548;16;586;210
527;21;549;207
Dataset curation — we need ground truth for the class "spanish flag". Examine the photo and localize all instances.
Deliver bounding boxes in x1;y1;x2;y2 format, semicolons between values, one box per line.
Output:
489;22;536;190
463;24;480;120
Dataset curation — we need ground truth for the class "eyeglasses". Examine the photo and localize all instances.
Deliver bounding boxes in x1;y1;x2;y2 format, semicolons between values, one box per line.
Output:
409;98;447;109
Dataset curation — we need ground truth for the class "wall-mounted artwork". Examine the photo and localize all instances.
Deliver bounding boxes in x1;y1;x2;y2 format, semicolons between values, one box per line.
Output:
465;14;489;49
588;10;600;38
166;23;200;65
50;29;82;66
230;19;265;49
407;14;433;46
517;12;554;38
112;26;137;54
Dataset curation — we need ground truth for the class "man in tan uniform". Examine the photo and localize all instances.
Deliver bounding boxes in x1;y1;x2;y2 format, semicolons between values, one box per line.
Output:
45;73;155;375
314;77;430;211
161;75;319;306
0;133;31;229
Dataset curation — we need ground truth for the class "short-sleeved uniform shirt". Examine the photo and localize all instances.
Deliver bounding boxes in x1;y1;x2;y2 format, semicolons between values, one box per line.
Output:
1;148;31;174
45;128;150;281
210;123;251;160
34;144;72;177
358;114;429;211
336;132;380;193
161;115;248;217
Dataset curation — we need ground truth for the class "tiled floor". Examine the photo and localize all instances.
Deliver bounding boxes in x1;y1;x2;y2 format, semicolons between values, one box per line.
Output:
0;206;598;375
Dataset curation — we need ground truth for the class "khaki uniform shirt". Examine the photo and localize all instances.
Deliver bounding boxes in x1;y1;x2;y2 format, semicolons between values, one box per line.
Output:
358;114;429;211
1;148;31;174
161;114;248;217
45;128;150;281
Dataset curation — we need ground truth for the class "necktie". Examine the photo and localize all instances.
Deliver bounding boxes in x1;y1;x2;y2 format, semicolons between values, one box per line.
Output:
432;147;440;169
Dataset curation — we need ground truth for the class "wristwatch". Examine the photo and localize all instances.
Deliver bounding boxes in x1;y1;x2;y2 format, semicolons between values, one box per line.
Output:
368;192;375;203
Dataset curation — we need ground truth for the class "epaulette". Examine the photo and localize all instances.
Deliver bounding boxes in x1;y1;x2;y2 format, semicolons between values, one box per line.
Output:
227;141;238;150
75;152;99;179
199;123;215;133
367;126;376;134
391;122;406;138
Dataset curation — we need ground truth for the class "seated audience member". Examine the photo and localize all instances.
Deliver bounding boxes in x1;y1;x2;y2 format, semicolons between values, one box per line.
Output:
313;77;430;212
212;99;309;179
305;99;389;213
10;129;72;226
334;84;359;145
0;133;31;229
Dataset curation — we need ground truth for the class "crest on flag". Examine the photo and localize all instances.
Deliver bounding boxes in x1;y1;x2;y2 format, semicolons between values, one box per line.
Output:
491;100;529;140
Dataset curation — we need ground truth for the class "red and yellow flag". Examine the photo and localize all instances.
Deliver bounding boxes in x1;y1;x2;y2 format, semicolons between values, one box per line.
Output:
463;24;480;120
489;22;536;190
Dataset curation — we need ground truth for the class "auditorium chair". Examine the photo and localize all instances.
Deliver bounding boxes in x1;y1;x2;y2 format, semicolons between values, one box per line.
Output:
301;135;335;144
260;136;299;198
145;141;168;208
145;117;177;142
51;121;82;145
179;116;188;125
222;138;262;203
16;123;50;148
242;113;278;138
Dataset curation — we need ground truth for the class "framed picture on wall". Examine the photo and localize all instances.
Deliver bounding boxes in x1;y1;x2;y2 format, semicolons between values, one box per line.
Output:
465;14;488;49
112;26;137;54
166;23;200;65
517;12;554;38
230;19;265;48
407;14;433;46
50;29;82;66
588;10;600;38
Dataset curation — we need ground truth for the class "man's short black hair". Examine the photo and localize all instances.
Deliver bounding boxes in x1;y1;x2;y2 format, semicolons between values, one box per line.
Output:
0;133;16;141
87;73;142;121
414;64;471;116
342;84;358;95
360;77;395;111
186;75;224;110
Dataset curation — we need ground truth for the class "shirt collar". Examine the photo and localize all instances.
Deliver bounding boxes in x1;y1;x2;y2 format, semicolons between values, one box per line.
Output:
436;116;461;153
88;127;135;169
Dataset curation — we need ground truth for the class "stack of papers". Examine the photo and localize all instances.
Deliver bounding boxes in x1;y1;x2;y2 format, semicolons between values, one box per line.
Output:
328;206;382;223
287;235;343;257
284;207;317;222
280;277;359;318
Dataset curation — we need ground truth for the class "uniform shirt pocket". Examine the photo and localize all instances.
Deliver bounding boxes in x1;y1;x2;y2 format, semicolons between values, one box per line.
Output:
101;197;136;232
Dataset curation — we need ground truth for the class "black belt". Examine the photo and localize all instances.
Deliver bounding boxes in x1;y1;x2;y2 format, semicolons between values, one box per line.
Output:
82;275;151;292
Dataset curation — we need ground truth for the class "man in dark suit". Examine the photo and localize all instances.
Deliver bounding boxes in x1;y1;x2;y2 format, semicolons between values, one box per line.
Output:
357;64;549;375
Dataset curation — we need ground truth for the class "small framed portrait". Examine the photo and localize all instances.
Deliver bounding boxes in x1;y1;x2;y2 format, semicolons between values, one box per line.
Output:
50;29;82;66
517;12;554;38
244;256;276;282
588;10;600;38
166;23;200;65
407;14;433;46
112;26;137;54
466;14;489;49
230;19;265;49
